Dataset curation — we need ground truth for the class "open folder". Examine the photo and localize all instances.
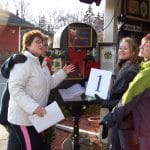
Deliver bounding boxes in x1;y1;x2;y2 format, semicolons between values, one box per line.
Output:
28;101;64;133
58;83;85;101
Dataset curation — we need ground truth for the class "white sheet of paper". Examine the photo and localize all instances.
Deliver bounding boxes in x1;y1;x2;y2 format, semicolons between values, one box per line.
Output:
85;68;112;100
62;96;82;102
58;83;85;100
28;101;64;133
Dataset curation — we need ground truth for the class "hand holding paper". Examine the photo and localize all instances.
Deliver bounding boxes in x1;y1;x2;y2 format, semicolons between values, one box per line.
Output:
29;101;64;133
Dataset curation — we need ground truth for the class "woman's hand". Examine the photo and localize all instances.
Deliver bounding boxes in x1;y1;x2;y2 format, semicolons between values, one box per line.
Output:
63;64;75;74
33;106;46;117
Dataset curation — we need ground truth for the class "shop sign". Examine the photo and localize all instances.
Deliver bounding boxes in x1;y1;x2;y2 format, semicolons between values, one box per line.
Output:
124;24;142;32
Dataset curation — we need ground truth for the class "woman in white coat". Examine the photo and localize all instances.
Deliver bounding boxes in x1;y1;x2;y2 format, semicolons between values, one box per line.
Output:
7;30;75;150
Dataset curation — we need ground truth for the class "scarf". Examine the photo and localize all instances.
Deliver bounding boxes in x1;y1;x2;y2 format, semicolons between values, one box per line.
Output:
122;61;150;105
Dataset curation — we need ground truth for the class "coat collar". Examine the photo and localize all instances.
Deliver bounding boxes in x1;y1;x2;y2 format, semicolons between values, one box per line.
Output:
24;51;46;67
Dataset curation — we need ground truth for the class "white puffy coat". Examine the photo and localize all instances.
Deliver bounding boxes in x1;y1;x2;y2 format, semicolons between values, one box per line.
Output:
8;51;67;126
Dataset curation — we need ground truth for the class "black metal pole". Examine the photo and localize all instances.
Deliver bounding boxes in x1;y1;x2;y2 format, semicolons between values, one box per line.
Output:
64;101;88;150
72;115;80;150
116;14;126;60
117;14;126;48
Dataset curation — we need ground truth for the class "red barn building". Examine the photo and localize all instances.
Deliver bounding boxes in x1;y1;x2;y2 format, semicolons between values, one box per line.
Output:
0;9;34;52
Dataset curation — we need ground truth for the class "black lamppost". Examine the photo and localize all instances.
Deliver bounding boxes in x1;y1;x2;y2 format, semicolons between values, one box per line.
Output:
79;0;101;6
117;14;126;49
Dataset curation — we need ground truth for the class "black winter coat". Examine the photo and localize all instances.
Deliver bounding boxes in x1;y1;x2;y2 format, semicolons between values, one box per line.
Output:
0;57;11;125
0;54;27;126
107;60;139;109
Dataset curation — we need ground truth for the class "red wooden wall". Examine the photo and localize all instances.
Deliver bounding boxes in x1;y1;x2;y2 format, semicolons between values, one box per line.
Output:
0;25;19;51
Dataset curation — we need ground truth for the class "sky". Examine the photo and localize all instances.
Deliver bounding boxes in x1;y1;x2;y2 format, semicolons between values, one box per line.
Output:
0;0;105;18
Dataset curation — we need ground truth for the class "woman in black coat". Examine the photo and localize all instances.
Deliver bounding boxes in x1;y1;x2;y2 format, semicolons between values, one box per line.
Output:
96;37;141;150
101;33;150;150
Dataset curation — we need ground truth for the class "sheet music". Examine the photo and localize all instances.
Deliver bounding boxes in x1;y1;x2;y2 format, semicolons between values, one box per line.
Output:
62;95;82;102
28;101;64;133
58;83;85;100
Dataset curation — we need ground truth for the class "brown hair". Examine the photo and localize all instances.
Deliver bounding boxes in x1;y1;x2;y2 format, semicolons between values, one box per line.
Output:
22;30;43;52
119;37;139;64
43;34;52;48
43;34;50;42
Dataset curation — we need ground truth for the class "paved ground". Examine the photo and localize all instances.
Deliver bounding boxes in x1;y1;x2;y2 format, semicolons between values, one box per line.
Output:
0;74;8;150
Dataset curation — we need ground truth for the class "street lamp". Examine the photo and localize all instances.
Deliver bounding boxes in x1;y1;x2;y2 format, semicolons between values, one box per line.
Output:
117;14;126;43
79;0;101;6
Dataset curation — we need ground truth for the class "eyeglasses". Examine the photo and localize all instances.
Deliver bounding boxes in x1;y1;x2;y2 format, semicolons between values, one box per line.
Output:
33;39;43;45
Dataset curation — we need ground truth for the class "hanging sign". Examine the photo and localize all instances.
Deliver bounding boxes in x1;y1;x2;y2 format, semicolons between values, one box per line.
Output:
124;24;142;32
